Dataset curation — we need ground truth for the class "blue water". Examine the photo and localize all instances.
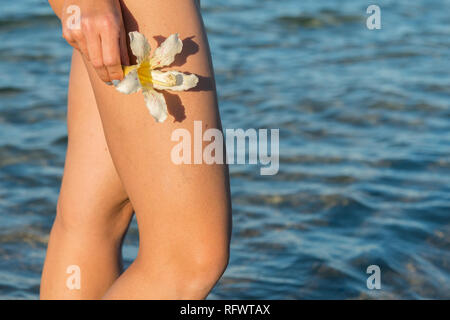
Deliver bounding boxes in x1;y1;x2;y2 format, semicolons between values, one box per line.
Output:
0;0;449;299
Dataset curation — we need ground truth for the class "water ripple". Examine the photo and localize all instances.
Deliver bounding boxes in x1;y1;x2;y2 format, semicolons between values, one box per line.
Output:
0;0;449;299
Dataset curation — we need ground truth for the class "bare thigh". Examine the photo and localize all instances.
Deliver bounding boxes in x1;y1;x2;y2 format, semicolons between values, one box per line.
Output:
40;50;134;299
85;0;231;271
57;49;132;234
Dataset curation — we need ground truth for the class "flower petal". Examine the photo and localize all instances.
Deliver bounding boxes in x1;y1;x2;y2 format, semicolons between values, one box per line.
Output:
151;70;199;92
143;89;168;123
150;33;183;68
114;69;141;94
129;31;151;63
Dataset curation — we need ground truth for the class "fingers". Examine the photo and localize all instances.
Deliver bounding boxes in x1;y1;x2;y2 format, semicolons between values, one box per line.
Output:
72;31;90;61
61;5;127;84
62;29;80;52
86;33;111;82
62;18;89;60
101;30;124;81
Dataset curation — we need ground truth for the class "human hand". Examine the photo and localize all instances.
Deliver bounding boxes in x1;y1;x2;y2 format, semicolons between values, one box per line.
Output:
61;0;130;83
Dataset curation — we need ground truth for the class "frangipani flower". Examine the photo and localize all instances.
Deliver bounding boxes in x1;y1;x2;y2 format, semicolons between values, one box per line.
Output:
114;32;199;123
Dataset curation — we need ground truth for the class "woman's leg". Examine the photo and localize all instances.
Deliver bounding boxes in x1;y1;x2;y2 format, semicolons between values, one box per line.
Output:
40;50;134;299
85;0;231;299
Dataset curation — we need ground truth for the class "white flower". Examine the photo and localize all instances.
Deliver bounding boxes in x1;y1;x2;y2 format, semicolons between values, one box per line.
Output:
114;32;199;123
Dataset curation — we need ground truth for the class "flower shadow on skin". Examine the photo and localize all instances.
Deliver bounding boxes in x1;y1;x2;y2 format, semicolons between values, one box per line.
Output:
154;35;199;67
118;3;209;123
153;35;215;123
164;92;186;122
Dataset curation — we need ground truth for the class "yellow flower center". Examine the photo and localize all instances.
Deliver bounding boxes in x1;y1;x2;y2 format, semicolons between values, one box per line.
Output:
137;60;152;87
123;61;177;89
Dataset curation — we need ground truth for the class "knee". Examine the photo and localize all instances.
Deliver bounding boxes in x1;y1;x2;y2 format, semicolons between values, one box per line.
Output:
54;196;133;240
185;246;229;295
137;243;229;299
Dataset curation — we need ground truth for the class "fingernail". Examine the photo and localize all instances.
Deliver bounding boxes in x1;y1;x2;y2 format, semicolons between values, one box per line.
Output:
105;81;113;86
